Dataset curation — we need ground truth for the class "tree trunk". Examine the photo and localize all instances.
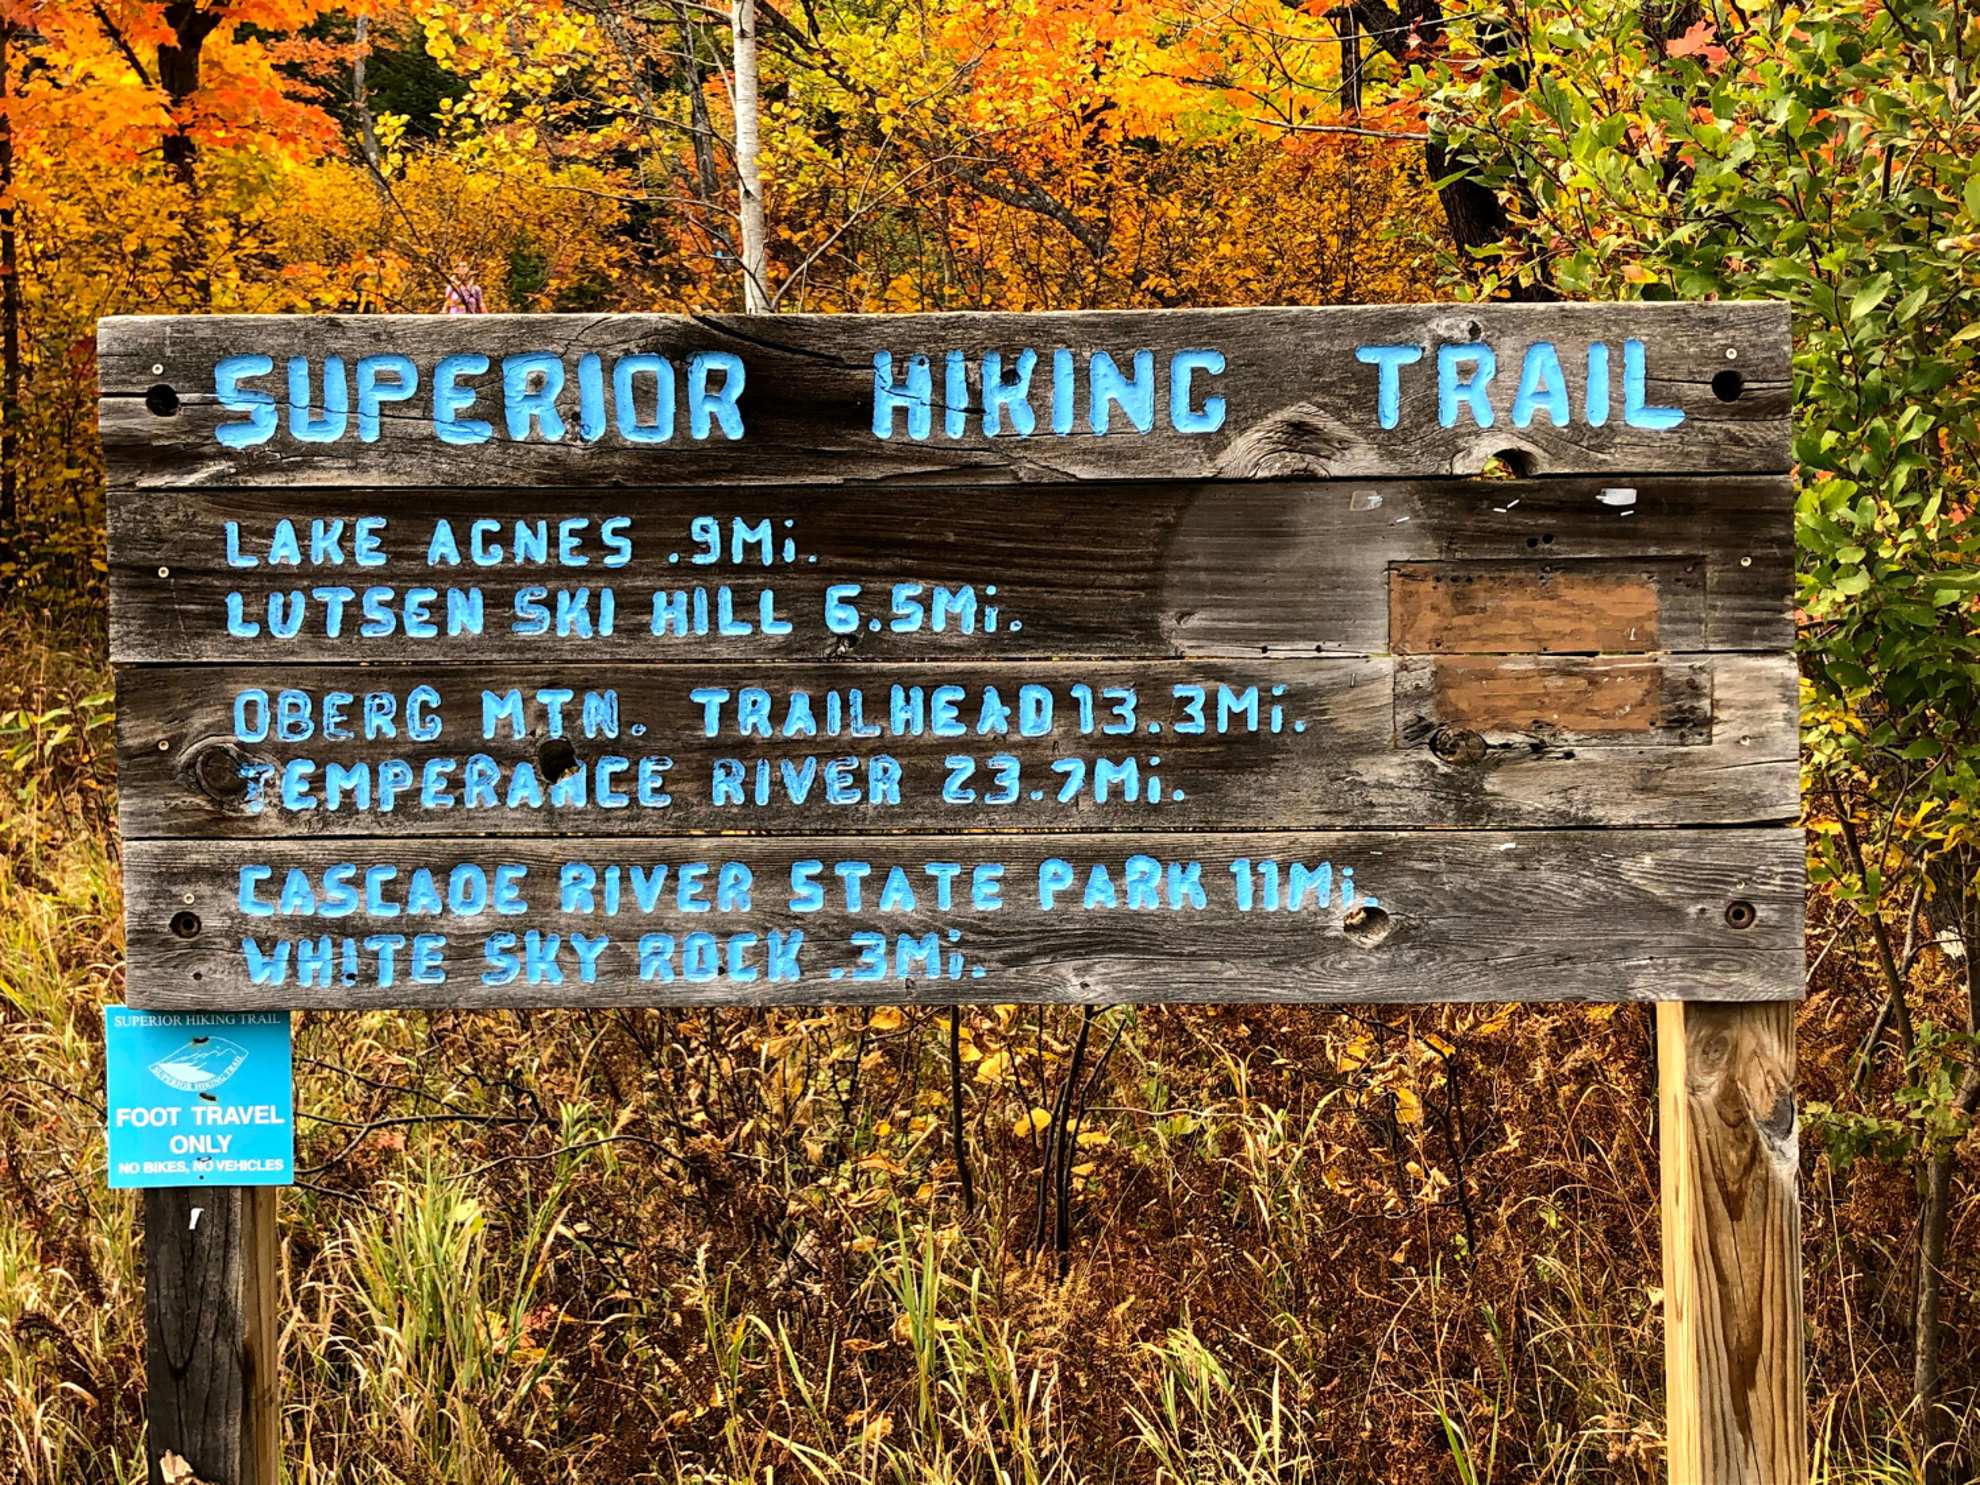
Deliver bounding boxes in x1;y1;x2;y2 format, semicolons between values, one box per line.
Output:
1325;7;1364;112
157;1;224;191
351;15;390;196
1915;1142;1959;1480
731;0;768;312
677;0;724;209
1342;0;1556;299
0;18;18;534
1912;862;1980;1482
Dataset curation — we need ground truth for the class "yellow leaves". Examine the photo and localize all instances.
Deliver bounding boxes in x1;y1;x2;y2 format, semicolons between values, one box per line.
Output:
1013;1107;1051;1137
868;1007;905;1032
974;1049;1011;1084
1906;798;1944;831
1331;1021;1477;1136
845;1408;893;1446
374;113;410;157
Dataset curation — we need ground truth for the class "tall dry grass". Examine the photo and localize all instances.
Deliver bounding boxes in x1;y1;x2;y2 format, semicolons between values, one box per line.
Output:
0;612;1971;1483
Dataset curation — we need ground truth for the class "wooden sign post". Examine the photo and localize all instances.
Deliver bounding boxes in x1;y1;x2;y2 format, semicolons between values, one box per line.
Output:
102;303;1804;1484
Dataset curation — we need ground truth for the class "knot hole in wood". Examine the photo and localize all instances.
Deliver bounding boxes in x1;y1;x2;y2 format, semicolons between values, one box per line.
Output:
538;736;582;781
1342;904;1394;949
189;742;260;811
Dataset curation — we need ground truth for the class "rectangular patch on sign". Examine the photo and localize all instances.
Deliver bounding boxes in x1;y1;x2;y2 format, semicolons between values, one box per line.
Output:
1388;558;1703;654
1392;655;1713;746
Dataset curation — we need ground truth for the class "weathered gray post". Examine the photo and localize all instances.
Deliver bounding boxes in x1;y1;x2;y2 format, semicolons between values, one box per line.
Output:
144;1186;278;1485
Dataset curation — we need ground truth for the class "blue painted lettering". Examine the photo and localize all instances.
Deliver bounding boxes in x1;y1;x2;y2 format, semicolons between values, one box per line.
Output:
872;352;932;440
1623;339;1684;430
503;353;566;442
688;352;745;439
356;356;417;442
434;354;492;444
215;355;278;448
1512;342;1570;428
982;349;1036;436
1089;349;1155;434
1437;344;1496;429
1356;344;1423;429
1168;349;1225;433
288;357;348;442
615;355;674;442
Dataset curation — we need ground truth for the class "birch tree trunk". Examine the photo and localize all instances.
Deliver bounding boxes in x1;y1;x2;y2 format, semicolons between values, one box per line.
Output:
731;0;768;312
351;15;391;198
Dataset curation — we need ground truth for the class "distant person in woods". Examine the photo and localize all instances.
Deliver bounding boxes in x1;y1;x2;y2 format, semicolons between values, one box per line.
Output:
442;263;486;314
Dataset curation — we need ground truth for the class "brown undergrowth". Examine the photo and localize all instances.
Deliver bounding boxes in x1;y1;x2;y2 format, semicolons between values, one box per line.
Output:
0;614;1972;1484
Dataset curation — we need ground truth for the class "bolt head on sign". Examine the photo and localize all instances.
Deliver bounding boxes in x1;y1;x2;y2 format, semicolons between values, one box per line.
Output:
103;1008;293;1188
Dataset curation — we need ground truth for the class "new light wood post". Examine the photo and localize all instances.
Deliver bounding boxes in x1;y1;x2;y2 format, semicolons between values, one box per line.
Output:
145;1186;279;1485
1658;1001;1806;1485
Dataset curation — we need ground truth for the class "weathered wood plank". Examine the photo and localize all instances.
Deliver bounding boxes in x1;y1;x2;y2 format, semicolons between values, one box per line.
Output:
97;304;1791;488
106;475;1794;664
122;827;1804;1010
113;654;1797;838
145;1186;279;1485
1659;1001;1807;1484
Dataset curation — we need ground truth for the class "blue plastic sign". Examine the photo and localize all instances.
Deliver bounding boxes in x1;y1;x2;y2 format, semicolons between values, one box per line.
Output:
104;1009;293;1188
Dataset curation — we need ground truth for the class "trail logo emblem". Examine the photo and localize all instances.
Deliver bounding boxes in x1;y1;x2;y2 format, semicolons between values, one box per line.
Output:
148;1036;249;1093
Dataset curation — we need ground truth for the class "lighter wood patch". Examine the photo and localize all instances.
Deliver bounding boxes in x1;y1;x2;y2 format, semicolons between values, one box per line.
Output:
1389;560;1697;654
1432;656;1662;732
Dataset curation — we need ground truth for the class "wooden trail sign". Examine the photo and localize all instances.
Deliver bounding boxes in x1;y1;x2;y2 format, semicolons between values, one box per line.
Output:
103;302;1806;1484
104;304;1800;1014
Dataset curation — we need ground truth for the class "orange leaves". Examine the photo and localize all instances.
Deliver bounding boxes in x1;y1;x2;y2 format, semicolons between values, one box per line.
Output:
12;0;1440;322
1666;19;1729;70
9;0;344;173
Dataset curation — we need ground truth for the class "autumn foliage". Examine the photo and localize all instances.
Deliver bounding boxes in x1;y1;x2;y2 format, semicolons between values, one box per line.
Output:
1;1;1978;1482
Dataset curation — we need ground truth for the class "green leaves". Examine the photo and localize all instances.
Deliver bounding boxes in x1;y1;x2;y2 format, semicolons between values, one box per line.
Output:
1402;0;1980;967
1848;274;1893;322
